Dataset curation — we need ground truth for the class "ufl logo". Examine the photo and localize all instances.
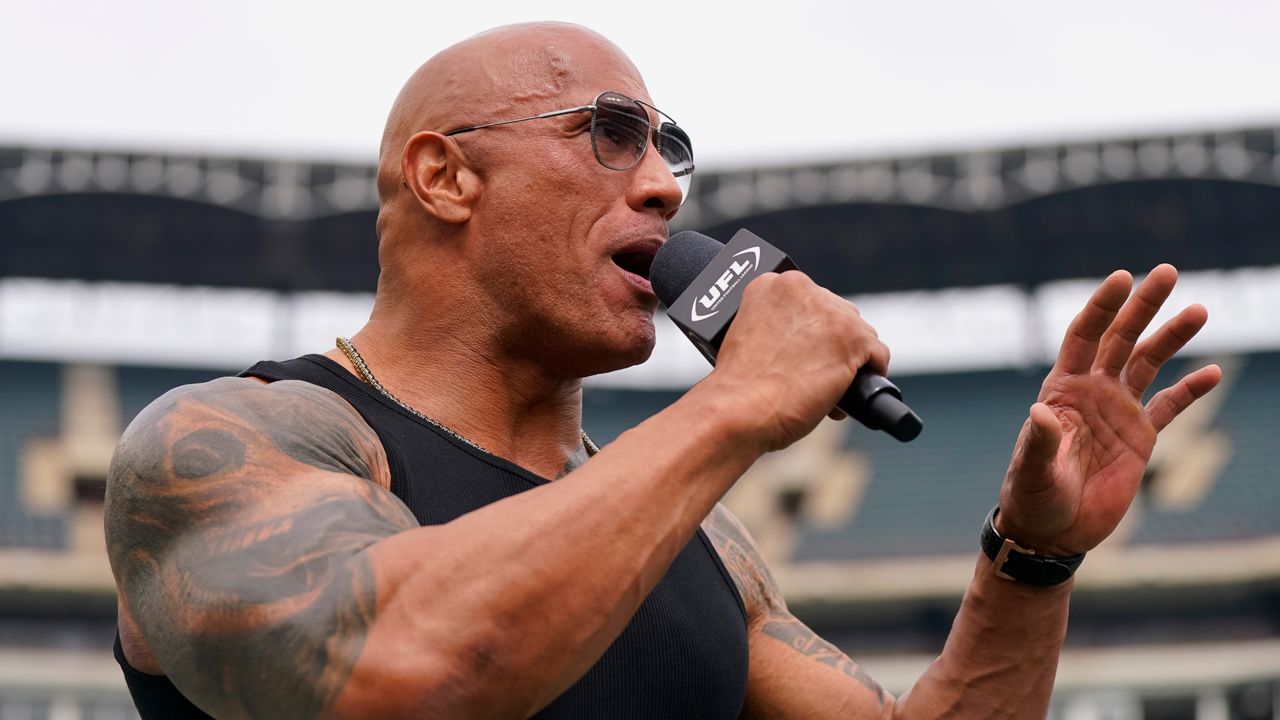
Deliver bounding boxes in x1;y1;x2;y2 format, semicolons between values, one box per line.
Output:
690;246;761;322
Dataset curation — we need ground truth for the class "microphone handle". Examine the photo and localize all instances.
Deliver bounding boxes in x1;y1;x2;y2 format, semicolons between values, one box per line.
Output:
837;371;924;442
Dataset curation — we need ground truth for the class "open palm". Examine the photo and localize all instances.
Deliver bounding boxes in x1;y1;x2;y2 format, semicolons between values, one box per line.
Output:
997;265;1222;557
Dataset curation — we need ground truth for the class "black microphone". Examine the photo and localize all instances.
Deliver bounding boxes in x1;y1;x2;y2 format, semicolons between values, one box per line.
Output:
650;229;923;442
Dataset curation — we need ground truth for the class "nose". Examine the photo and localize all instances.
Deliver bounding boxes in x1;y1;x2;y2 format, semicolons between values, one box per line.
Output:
624;140;684;221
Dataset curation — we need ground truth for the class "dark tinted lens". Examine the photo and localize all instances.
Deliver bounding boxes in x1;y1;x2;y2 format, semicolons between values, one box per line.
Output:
657;123;694;177
658;123;694;203
592;93;650;170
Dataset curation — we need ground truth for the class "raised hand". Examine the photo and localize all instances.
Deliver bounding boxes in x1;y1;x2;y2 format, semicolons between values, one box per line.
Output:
997;264;1222;557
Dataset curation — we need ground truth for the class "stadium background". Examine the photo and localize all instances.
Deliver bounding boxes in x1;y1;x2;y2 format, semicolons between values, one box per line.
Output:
2;4;1280;719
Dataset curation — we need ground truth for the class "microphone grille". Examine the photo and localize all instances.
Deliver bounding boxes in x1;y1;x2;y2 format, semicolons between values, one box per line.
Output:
650;231;725;307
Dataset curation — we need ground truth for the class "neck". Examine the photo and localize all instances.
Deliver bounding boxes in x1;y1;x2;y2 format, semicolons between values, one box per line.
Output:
329;298;589;481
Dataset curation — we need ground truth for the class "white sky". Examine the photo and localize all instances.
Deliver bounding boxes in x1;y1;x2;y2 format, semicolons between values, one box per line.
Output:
3;0;1279;170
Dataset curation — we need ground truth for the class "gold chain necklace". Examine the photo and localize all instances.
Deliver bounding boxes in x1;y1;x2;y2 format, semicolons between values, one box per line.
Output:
335;337;598;457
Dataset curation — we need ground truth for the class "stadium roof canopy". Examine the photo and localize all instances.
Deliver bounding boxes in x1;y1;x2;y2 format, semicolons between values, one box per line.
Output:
3;124;1280;293
3;124;1280;378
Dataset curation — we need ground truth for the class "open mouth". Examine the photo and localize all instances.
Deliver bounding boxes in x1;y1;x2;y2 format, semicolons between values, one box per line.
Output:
611;250;656;282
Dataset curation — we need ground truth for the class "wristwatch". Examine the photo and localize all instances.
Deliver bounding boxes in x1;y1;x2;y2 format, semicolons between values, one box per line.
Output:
980;506;1085;587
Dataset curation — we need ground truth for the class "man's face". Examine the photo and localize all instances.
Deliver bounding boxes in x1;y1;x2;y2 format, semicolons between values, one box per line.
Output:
461;46;685;379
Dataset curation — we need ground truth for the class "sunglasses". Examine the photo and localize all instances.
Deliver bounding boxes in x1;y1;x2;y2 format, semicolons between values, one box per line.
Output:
443;91;695;204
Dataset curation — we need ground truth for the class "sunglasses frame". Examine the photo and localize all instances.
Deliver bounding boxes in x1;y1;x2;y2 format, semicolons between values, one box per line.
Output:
442;91;694;181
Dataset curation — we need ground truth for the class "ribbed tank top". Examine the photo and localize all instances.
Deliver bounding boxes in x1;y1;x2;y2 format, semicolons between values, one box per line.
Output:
114;354;749;718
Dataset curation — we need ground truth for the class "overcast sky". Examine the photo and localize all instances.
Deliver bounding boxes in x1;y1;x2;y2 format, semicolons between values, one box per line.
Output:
4;0;1278;169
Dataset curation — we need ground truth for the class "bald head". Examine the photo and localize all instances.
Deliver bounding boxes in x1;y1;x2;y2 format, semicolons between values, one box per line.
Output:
365;23;681;378
377;22;644;200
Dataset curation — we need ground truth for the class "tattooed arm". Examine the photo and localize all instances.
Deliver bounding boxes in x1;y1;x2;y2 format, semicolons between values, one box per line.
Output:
702;505;895;719
106;375;767;719
106;378;414;717
702;266;1223;718
703;504;1070;719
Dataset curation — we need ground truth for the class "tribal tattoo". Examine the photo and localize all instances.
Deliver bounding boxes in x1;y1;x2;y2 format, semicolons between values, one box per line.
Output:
701;505;889;706
104;378;419;719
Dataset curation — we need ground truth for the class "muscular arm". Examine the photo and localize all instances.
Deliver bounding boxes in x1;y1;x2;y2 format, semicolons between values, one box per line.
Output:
706;265;1218;718
106;378;416;717
106;269;900;718
703;504;1068;720
106;375;763;719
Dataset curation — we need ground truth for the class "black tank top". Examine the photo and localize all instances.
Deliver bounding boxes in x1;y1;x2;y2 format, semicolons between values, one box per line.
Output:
114;354;749;718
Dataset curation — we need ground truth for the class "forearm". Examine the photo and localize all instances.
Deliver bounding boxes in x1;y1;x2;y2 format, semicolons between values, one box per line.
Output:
111;375;771;719
343;376;766;718
892;556;1071;719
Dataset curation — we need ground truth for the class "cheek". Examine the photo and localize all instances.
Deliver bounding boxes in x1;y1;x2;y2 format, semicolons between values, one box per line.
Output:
484;250;588;325
470;142;634;309
479;164;601;251
519;138;626;214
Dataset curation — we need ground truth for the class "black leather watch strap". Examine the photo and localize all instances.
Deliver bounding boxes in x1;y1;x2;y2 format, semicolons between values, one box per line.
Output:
980;506;1085;587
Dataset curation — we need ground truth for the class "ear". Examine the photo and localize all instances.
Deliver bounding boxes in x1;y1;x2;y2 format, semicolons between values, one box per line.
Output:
401;131;480;224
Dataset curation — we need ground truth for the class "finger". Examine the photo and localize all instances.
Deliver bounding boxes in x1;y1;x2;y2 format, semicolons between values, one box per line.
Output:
828;408;848;421
1010;403;1064;492
861;337;891;377
1146;364;1223;431
1122;303;1208;398
835;296;889;376
1053;270;1133;375
1094;264;1178;377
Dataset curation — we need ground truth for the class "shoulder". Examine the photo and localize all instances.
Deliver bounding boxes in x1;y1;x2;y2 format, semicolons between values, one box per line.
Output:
109;375;391;500
105;376;417;710
124;375;377;440
701;503;786;622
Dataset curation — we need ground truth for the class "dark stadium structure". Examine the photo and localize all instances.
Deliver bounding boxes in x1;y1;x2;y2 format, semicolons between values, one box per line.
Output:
2;126;1278;719
4;126;1280;294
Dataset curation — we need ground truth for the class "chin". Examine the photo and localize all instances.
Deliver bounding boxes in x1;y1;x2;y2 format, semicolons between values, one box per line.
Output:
568;316;657;379
611;331;658;370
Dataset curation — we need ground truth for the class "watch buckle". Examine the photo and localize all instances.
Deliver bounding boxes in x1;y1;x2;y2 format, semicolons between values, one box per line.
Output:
992;537;1034;580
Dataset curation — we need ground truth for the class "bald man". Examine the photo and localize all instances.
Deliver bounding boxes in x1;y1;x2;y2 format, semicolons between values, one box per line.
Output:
106;22;1220;719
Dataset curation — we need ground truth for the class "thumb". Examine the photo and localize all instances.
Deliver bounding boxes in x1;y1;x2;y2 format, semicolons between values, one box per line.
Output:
1013;403;1063;489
